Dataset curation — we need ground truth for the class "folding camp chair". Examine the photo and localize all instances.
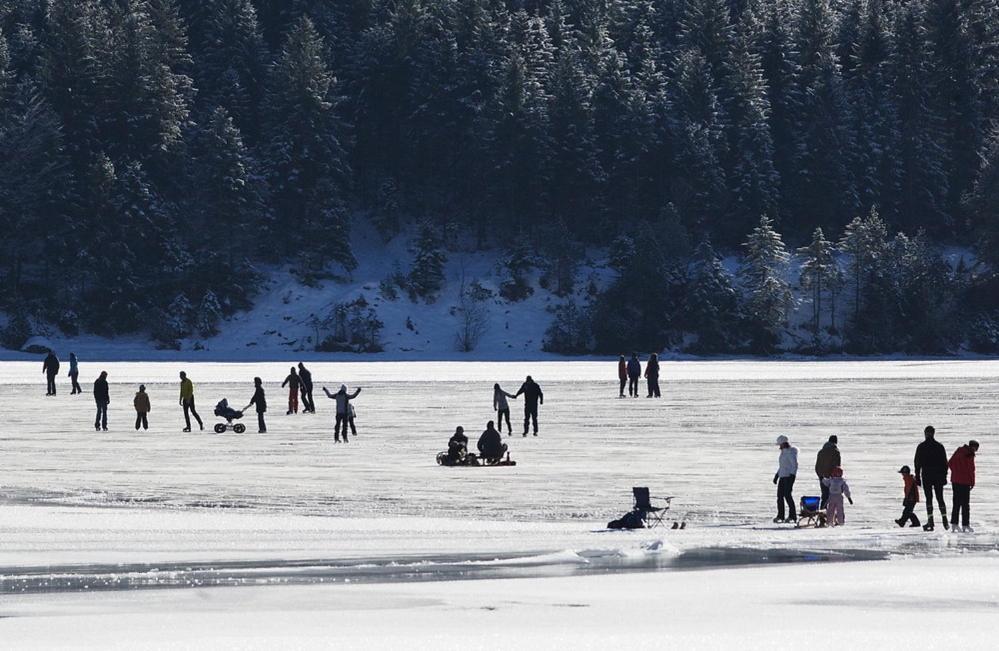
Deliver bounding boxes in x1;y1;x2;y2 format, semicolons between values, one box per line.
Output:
796;495;827;528
633;487;673;529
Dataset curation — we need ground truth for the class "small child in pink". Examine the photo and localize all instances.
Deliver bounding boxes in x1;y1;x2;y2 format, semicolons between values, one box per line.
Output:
822;467;853;526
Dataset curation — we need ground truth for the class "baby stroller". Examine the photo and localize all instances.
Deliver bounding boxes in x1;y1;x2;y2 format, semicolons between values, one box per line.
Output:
213;399;246;434
796;495;827;528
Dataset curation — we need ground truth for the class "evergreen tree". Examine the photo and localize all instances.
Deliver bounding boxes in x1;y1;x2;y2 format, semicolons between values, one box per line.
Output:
685;239;744;352
408;221;446;301
797;226;836;338
838;206;887;326
966;129;999;268
741;215;791;351
264;15;354;273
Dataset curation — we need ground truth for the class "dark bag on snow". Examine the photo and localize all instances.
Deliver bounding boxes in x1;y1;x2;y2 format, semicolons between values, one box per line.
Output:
607;510;645;530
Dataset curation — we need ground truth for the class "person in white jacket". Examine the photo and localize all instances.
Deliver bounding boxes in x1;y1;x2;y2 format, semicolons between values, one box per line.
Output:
773;434;799;523
323;384;361;443
822;466;853;526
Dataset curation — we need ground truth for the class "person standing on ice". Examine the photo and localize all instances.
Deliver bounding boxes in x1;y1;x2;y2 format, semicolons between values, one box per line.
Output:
914;425;949;531
43;350;60;396
948;440;979;532
896;465;921;528
515;376;544;436
178;371;204;432
323;384;361;442
644;353;661;398
626;353;641;398
493;383;516;435
814;435;841;509
93;371;110;431
133;385;151;431
298;363;315;413
246;377;267;433
68;353;82;394
617;355;627;398
773;435;798;523
821;466;853;526
281;367;300;415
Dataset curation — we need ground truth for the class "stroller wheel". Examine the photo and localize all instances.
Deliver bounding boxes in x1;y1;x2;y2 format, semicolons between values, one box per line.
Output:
214;423;226;434
233;423;246;434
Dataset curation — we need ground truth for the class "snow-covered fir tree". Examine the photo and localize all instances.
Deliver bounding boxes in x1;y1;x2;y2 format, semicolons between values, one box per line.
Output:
741;215;791;351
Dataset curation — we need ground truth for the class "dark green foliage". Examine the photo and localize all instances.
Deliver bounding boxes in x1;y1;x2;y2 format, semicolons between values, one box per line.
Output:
408;222;446;301
314;297;384;353
543;300;594;354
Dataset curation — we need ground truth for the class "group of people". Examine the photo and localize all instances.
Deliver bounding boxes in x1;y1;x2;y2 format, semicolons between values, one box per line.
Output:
492;376;544;437
617;353;661;398
774;426;980;531
38;353;362;440
447;421;509;465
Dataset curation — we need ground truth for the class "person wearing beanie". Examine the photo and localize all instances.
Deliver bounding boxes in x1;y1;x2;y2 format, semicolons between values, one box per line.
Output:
948;440;979;532
815;435;841;509
133;384;151;431
245;377;267;433
773;435;798;523
896;465;921;528
822;466;853;526
323;384;362;442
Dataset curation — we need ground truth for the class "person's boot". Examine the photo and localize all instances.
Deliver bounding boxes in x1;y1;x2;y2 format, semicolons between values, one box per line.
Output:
942;513;950;530
923;517;934;531
895;518;906;527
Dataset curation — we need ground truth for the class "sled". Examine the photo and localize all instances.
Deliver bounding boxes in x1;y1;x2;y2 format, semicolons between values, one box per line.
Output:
796;496;827;528
436;451;516;467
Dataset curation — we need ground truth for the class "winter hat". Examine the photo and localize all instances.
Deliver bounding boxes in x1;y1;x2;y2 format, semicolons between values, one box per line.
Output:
776;435;789;446
898;465;911;474
831;467;843;478
829;435;838;444
969;440;980;451
340;384;347;392
139;384;145;391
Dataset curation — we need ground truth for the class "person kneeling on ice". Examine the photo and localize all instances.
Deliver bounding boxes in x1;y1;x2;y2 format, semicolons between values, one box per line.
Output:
448;426;469;464
822;467;853;526
477;421;508;463
773;435;798;523
896;465;921;528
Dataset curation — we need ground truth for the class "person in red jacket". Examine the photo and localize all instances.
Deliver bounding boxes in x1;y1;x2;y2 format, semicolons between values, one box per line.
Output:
948;440;979;532
895;465;921;528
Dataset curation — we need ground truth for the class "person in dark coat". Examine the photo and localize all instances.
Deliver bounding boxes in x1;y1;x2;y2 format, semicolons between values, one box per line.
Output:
644;353;661;398
814;435;841;509
245;377;267;433
298;363;315;413
514;375;544;436
948;440;979;531
178;371;204;432
68;353;82;394
133;384;151;431
617;355;627;398
448;426;469;464
43;351;60;396
627;353;641;398
914;425;949;531
281;367;300;415
93;371;110;431
477;421;508;462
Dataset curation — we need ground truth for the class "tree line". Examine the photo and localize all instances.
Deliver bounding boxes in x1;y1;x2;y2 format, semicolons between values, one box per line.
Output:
0;0;997;353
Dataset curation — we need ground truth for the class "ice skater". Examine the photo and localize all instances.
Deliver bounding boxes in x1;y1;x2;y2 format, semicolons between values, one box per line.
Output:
617;355;627;398
245;377;267;433
627;353;641;398
948;440;979;532
644;352;661;398
298;363;315;413
179;371;204;432
515;375;544;436
814;435;841;509
93;371;110;431
896;465;921;528
493;383;516;435
68;353;82;394
914;425;949;531
773;435;798;523
281;367;300;414
822;466;853;526
43;350;60;396
323;384;361;442
133;384;150;431
477;420;508;464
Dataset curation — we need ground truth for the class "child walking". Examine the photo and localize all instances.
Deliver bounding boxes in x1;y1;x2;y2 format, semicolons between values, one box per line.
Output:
822;466;853;526
133;384;151;431
895;465;921;528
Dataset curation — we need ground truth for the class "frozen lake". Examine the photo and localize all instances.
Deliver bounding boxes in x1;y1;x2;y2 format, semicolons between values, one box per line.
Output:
2;359;998;647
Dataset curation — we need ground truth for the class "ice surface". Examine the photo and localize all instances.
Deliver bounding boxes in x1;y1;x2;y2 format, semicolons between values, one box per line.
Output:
1;360;998;646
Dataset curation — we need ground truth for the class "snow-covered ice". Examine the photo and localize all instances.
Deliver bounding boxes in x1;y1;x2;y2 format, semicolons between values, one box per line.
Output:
1;359;998;647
